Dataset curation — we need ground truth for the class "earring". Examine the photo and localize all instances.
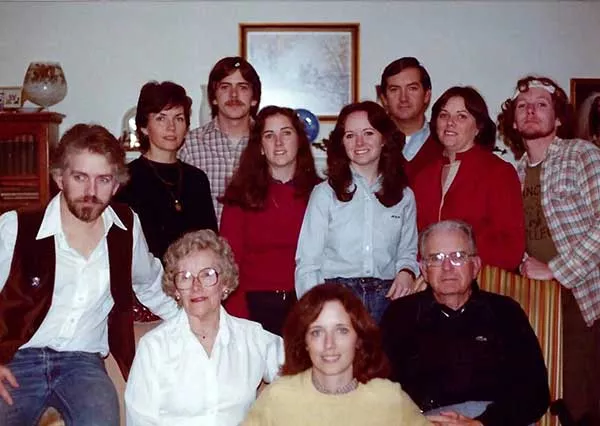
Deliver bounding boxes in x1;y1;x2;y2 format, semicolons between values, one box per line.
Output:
222;289;230;300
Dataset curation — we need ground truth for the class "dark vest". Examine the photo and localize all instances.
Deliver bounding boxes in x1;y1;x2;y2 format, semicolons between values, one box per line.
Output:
0;203;136;379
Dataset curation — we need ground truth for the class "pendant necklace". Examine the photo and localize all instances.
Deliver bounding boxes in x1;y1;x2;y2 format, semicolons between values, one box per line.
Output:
142;157;184;212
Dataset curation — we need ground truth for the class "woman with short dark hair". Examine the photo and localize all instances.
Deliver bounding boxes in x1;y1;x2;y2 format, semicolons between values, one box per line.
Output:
116;80;218;321
412;86;525;271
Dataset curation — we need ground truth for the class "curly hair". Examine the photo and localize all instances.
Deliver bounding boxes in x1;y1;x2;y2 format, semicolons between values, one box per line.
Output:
326;101;408;207
135;81;192;153
220;105;321;210
280;283;390;383
50;123;129;185
497;75;575;159
430;86;497;151
207;56;261;119
162;230;239;305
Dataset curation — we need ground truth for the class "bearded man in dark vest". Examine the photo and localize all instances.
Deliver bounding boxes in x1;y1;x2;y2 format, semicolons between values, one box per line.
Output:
0;123;178;425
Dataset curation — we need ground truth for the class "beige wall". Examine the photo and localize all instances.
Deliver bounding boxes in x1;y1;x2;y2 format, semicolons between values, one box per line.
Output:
1;0;599;161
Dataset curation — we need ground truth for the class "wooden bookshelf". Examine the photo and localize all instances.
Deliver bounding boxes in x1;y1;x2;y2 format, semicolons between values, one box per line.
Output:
0;112;64;213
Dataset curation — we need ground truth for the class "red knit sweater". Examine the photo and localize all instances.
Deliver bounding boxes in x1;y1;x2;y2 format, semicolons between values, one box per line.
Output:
412;145;525;271
220;181;308;318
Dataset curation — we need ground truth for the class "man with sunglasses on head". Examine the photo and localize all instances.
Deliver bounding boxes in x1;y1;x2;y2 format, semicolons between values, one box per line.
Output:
381;220;549;426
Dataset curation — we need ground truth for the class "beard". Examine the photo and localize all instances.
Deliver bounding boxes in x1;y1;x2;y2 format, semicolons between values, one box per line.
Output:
64;194;109;222
518;126;555;141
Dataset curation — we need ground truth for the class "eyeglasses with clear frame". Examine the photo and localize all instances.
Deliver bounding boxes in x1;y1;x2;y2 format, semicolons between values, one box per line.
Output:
174;267;219;291
422;251;475;268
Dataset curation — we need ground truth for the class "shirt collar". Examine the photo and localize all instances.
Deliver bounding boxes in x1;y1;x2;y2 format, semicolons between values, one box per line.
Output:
441;144;484;164
36;193;127;240
519;136;562;167
180;305;231;346
350;166;382;192
403;121;431;160
422;279;482;317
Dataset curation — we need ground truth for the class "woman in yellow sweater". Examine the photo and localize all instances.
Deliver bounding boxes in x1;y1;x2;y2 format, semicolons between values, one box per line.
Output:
243;283;431;426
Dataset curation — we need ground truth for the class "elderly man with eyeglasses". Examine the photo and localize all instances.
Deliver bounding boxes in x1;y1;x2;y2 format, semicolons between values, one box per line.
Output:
380;220;549;426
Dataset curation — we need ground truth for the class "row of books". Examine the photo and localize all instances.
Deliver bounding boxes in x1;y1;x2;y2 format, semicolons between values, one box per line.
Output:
0;136;39;176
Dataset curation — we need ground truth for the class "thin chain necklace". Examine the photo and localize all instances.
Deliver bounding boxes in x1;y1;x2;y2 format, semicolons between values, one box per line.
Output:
311;371;358;395
141;156;184;212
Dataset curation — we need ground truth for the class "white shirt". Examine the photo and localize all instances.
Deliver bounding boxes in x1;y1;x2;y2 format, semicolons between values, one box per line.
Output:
0;194;178;356
125;307;284;426
403;121;431;161
295;172;419;297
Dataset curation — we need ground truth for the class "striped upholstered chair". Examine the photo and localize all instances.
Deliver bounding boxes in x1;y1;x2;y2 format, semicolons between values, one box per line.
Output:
477;264;562;426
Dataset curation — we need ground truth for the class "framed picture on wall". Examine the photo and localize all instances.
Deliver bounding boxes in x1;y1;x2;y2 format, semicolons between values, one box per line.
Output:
570;78;600;111
570;78;600;144
240;23;359;121
0;86;23;110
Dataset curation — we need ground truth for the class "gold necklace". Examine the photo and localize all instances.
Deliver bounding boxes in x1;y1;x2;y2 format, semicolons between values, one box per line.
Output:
142;156;184;212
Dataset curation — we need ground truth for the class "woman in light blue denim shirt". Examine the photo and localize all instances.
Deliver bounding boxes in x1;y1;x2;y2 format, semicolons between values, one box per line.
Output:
295;101;419;323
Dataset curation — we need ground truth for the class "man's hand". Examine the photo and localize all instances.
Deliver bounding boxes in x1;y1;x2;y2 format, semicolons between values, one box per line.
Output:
386;270;415;300
426;411;483;426
0;364;18;405
521;256;555;280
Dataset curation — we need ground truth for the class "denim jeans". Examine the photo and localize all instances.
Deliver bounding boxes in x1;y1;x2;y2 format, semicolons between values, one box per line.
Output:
325;277;392;323
0;347;119;426
425;401;491;418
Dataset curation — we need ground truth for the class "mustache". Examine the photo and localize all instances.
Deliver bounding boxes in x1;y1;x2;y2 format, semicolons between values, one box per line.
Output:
76;195;102;204
225;100;245;107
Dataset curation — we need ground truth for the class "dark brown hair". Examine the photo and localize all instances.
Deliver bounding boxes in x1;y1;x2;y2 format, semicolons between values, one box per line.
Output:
220;105;321;210
378;56;432;95
281;283;390;383
430;86;497;151
497;75;575;159
326;101;408;207
207;56;261;119
51;123;129;185
134;81;192;153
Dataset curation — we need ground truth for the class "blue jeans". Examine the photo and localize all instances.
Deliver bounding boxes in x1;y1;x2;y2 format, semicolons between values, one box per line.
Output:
425;401;491;418
325;277;392;323
0;348;119;426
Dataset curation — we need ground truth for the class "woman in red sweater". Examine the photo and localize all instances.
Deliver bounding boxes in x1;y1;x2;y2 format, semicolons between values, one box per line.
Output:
220;106;321;334
412;86;525;271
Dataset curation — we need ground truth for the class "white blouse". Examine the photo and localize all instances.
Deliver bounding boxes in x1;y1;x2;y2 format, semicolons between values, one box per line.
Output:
125;307;284;426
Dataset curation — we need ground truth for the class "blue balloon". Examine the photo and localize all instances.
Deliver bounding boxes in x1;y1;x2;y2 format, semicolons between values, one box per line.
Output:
296;108;320;143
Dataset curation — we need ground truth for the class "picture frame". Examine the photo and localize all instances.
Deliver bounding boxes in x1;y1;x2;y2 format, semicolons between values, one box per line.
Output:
570;78;600;112
0;86;23;110
240;23;359;122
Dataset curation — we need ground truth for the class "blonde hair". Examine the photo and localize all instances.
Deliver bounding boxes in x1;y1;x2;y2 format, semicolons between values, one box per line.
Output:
162;230;239;303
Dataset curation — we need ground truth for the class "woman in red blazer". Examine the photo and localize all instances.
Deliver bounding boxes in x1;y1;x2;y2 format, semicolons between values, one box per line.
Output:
412;86;525;271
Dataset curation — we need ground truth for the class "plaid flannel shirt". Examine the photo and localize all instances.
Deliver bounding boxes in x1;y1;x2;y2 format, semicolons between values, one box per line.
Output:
517;137;600;326
178;119;248;222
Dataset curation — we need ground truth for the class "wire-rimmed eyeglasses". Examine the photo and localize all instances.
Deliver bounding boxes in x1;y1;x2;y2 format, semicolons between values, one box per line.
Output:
174;267;219;290
422;251;475;268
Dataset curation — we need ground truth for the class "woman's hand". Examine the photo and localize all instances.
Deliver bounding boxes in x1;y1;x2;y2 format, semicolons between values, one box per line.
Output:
386;270;415;300
426;411;483;426
0;364;18;405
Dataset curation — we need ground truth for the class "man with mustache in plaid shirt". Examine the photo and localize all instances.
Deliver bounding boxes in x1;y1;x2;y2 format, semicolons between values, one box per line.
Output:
498;75;600;426
179;57;261;222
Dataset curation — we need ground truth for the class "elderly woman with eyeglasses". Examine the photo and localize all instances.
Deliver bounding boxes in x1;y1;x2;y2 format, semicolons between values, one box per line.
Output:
124;230;284;426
